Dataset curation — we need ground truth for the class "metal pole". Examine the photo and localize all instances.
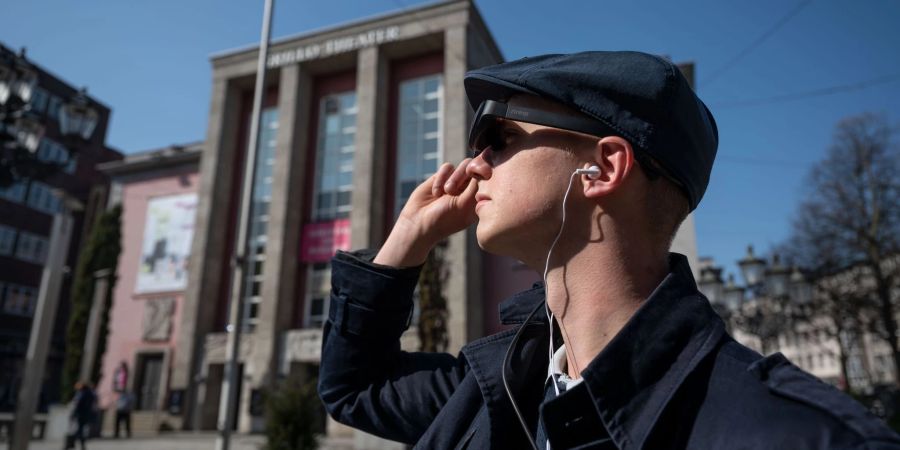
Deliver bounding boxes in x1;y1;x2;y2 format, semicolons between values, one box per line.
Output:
216;0;274;448
11;197;79;450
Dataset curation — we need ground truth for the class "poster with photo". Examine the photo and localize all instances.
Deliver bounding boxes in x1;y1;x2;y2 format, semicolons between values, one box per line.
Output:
135;193;198;293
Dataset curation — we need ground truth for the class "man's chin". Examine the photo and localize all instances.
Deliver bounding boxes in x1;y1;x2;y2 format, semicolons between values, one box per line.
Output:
475;224;518;258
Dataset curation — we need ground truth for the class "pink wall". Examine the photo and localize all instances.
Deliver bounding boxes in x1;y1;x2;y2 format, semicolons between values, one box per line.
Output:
97;165;199;409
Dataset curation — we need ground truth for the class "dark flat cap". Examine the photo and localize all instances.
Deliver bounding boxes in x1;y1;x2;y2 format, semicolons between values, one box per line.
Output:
464;51;718;210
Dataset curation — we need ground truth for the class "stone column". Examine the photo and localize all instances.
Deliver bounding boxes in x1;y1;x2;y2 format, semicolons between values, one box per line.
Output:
173;75;242;429
78;269;113;382
442;25;483;353
350;46;389;250
246;63;312;431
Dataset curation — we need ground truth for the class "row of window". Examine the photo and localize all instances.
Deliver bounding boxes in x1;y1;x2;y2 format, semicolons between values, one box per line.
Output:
239;74;443;329
0;224;50;264
242;108;280;330
0;180;63;215
0;282;39;316
36;138;77;174
795;352;835;372
782;329;830;348
300;75;442;329
29;87;65;122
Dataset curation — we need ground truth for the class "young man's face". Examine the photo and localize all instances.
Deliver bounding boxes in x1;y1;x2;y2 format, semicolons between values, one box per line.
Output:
465;95;597;262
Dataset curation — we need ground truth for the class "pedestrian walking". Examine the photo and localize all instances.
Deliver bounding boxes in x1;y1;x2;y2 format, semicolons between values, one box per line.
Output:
65;381;96;450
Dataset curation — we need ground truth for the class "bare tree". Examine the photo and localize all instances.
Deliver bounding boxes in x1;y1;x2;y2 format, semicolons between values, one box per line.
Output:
781;112;900;387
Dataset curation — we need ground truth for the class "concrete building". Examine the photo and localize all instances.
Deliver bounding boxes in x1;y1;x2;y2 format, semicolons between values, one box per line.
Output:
95;143;202;434
94;0;703;444
0;42;122;414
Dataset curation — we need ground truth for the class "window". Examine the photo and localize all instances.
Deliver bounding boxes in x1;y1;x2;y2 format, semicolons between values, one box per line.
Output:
312;92;357;221
47;95;62;121
3;284;38;316
0;181;27;203
26;182;61;215
29;88;49;114
15;231;49;264
304;263;331;328
240;107;279;330
0;225;15;255
395;75;443;217
37;139;75;174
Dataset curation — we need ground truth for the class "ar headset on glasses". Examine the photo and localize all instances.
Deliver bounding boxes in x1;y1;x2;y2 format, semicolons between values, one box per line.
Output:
469;99;668;450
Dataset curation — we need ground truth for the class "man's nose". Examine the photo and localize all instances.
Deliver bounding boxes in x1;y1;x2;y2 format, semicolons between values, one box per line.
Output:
466;149;492;181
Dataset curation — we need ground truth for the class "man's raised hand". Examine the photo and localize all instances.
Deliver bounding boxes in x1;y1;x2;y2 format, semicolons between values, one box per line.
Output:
374;159;478;267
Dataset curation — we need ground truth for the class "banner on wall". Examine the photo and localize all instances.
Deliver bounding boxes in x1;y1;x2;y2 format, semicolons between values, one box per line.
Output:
301;219;351;262
135;193;198;293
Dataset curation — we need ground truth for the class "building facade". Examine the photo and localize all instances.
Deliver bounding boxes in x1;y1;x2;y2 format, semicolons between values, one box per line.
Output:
95;143;202;434
0;42;122;412
700;254;899;394
95;1;703;444
173;1;507;437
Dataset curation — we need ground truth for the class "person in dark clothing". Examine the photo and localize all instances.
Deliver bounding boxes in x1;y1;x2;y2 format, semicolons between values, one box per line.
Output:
114;390;134;438
318;51;900;449
67;382;96;450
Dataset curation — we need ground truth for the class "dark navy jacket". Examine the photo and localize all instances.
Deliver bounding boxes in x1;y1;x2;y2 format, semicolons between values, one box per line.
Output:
319;250;900;449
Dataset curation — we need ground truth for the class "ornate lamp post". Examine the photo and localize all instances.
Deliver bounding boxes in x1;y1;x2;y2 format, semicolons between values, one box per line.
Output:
8;56;99;449
704;245;813;355
0;48;47;187
59;87;99;142
738;245;766;289
698;265;725;306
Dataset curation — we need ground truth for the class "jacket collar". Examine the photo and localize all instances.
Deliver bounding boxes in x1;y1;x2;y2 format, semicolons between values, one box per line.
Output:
578;253;725;449
496;253;726;450
499;282;547;325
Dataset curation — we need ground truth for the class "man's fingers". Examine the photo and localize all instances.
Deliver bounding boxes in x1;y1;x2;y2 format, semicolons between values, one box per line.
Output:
444;158;473;195
432;163;455;196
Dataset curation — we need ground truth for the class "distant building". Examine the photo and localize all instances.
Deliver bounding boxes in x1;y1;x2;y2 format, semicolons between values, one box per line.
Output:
0;42;122;412
702;254;899;394
95;142;201;434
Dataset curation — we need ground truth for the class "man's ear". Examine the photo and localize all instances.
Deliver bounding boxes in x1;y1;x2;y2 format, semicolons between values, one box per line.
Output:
582;136;635;199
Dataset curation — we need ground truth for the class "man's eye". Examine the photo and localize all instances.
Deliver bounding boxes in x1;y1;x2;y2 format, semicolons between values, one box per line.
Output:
487;126;518;152
486;128;507;152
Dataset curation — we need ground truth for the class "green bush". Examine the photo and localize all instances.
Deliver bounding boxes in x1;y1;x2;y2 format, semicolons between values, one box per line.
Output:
61;205;122;402
264;377;323;450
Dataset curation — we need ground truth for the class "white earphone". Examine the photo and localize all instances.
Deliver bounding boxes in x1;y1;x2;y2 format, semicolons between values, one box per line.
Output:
575;165;601;179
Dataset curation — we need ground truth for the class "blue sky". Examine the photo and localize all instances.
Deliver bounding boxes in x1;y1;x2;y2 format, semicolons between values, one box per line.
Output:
4;0;900;279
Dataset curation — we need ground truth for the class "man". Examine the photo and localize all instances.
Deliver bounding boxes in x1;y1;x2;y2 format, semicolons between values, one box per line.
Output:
114;390;134;438
67;382;96;450
318;51;900;449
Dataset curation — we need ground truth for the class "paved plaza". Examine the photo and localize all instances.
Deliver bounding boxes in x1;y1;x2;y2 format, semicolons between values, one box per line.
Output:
0;432;355;450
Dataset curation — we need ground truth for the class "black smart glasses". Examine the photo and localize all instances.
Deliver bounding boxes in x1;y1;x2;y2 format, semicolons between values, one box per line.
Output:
467;99;677;184
468;100;615;157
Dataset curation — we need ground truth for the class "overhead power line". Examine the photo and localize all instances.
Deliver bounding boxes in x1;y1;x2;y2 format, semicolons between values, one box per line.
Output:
710;73;900;109
702;0;813;86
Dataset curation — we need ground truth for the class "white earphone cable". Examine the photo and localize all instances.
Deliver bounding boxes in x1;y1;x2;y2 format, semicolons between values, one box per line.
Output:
543;170;581;398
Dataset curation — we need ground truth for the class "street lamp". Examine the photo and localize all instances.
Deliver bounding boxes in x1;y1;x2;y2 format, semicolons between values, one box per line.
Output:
0;48;37;108
738;245;766;288
698;265;725;305
764;253;791;298
0;48;46;187
59;88;98;141
705;245;816;355
723;274;745;312
6;49;98;449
